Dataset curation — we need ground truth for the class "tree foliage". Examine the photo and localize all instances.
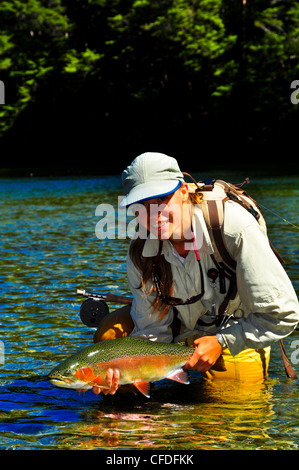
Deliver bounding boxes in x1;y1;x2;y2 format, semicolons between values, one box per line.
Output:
0;0;299;167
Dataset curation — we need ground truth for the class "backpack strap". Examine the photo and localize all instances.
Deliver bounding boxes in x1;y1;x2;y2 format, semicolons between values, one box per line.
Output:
202;198;237;316
204;199;236;271
217;180;261;221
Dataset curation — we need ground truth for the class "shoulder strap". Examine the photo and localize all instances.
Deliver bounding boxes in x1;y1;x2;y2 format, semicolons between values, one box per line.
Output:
202;197;238;315
204;199;236;272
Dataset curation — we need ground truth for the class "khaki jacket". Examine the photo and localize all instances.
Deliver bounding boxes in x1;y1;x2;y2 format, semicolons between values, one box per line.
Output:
127;201;299;355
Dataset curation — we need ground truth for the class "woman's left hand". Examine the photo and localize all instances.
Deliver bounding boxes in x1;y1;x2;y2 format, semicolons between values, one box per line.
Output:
184;335;222;372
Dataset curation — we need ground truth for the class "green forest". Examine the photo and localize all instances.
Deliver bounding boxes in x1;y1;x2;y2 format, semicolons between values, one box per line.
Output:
1;0;299;173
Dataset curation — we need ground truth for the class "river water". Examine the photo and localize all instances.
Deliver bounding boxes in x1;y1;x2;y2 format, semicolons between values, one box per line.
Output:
0;171;298;450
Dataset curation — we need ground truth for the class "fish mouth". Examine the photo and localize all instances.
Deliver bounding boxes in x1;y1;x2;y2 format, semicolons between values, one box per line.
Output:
48;375;92;390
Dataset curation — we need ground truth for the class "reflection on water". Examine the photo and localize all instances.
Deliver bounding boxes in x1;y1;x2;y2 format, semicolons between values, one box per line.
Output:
0;174;298;450
58;378;276;451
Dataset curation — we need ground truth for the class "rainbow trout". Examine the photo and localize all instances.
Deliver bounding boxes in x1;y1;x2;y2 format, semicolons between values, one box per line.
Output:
48;337;194;397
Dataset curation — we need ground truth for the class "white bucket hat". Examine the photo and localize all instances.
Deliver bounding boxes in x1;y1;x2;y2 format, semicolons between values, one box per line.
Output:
119;152;185;207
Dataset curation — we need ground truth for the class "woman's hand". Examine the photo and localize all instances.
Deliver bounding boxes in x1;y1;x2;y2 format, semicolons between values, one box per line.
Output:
184;335;222;372
92;368;120;395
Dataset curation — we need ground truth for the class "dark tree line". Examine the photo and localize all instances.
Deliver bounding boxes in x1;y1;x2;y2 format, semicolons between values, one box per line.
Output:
1;0;299;173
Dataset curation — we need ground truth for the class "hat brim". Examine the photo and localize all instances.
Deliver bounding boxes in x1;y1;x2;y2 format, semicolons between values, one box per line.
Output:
119;181;182;208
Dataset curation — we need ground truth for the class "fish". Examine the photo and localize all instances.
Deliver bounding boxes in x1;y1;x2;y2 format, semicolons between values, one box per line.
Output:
48;337;195;398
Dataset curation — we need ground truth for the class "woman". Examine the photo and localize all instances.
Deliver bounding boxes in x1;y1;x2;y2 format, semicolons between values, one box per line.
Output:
93;152;299;395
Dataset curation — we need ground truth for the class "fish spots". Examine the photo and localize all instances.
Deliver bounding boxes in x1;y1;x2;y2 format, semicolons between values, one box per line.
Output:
49;337;195;396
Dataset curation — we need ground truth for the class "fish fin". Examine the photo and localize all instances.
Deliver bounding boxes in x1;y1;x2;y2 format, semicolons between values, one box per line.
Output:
166;368;189;385
89;375;107;387
74;366;95;383
133;380;150;398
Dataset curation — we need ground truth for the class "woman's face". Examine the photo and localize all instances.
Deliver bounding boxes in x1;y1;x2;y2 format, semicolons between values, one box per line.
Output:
135;184;192;241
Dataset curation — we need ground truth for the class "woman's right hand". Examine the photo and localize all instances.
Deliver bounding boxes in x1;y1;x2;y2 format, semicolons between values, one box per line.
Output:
92;368;120;395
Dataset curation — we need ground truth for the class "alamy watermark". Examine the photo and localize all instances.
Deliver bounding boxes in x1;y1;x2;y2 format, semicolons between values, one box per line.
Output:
290;339;299;365
290;80;299;105
1;80;298;106
1;79;298;106
95;197;202;249
0;81;5;104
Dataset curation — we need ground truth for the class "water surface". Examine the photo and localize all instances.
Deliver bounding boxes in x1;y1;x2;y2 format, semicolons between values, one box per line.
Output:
0;172;298;450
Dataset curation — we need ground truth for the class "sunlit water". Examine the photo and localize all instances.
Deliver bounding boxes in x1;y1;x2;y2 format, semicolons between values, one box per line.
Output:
0;172;298;450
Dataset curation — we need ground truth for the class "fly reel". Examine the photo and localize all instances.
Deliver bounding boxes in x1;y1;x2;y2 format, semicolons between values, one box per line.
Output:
79;298;109;327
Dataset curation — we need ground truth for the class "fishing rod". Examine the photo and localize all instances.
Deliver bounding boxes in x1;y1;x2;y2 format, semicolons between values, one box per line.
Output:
76;289;132;327
77;289;133;305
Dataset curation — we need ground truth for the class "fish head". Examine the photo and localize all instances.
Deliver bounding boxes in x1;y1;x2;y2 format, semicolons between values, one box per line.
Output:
48;356;93;390
48;375;92;390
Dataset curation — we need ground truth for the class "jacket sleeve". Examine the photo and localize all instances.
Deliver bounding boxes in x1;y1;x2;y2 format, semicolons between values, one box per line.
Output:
221;220;299;356
126;251;174;342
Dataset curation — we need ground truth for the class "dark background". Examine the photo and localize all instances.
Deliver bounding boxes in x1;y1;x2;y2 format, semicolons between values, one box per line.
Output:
1;0;299;176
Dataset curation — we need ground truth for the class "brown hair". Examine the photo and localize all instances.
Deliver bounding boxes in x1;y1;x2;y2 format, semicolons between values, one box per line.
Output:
129;189;203;320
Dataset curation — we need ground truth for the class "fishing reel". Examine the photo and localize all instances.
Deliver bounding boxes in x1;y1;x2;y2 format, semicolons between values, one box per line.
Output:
77;288;132;328
79;297;109;328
